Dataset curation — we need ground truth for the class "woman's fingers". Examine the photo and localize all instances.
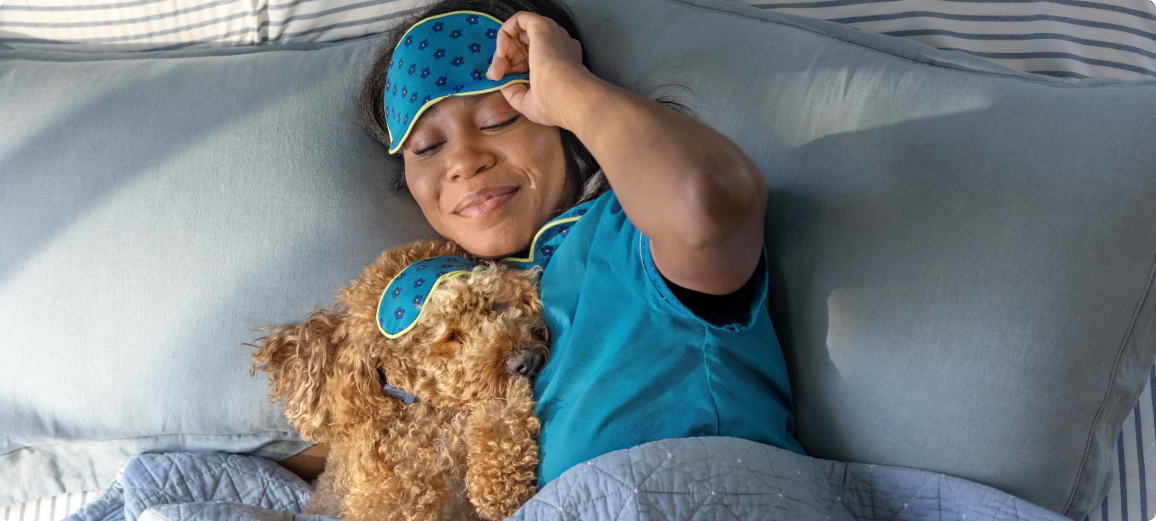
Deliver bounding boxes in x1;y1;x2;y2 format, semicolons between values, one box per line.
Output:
488;12;572;80
499;83;536;120
488;14;531;80
487;11;589;127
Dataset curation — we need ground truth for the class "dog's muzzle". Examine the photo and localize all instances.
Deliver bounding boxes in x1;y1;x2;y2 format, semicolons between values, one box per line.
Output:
506;347;547;380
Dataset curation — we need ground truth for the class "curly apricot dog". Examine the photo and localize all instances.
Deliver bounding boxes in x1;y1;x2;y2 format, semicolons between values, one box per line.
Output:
251;240;548;521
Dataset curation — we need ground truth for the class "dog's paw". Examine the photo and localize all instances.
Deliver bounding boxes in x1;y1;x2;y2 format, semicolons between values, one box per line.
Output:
462;382;540;519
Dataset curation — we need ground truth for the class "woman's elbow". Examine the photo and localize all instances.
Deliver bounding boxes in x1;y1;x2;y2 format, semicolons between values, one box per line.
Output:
677;157;767;249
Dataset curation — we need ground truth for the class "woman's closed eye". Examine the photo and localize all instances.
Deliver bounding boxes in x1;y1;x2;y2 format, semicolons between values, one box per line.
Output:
412;116;521;156
482;114;520;131
414;141;443;155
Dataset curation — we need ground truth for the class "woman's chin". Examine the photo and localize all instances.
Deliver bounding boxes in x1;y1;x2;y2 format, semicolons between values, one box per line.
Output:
447;210;541;259
453;231;532;260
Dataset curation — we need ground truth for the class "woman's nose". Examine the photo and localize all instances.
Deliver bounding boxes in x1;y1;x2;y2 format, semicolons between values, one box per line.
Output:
445;139;495;180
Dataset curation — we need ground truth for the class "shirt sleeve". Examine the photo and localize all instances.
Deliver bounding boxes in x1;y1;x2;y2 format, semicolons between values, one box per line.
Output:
637;233;770;332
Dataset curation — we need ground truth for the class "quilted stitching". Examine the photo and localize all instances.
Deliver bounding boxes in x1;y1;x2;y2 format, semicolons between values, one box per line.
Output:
508;438;1071;521
122;453;310;521
70;441;1072;521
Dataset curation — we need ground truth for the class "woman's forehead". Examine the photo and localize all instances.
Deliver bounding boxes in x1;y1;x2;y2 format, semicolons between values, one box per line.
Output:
421;92;494;120
415;92;513;129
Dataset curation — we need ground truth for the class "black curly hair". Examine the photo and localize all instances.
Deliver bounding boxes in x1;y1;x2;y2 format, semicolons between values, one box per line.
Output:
359;0;603;203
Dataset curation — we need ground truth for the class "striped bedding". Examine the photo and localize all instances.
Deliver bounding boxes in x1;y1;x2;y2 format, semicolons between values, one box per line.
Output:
1;0;1153;519
0;0;428;51
741;0;1156;80
1;491;96;521
0;0;1153;79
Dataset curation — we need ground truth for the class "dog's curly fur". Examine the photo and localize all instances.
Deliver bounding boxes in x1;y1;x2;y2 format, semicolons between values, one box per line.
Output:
250;240;548;521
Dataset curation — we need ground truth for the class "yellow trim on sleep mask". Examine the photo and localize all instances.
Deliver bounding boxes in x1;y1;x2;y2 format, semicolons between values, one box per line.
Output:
387;81;530;155
376;268;474;340
503;215;582;264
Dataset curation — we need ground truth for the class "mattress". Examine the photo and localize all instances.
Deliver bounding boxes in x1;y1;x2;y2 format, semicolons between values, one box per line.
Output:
1;0;1153;519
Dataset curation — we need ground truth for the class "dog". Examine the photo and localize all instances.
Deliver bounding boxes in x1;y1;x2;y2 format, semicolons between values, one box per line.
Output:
250;240;549;521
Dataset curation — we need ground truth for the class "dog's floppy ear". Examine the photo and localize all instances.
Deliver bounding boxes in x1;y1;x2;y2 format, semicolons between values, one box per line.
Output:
250;309;377;442
462;377;541;520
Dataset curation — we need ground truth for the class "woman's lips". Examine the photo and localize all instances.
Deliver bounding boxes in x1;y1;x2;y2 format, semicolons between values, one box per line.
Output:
454;186;519;218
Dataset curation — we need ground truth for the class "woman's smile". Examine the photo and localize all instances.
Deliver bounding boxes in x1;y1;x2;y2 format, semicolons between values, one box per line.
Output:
454;186;520;218
402;92;571;258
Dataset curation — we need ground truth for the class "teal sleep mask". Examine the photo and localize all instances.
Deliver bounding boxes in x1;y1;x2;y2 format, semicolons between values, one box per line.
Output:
383;11;530;154
375;198;594;339
376;256;477;339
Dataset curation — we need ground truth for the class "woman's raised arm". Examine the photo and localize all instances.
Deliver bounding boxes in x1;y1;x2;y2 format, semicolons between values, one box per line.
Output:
488;12;767;295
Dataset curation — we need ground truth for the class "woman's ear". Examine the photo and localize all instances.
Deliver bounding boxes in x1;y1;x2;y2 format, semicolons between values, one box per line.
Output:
250;309;347;442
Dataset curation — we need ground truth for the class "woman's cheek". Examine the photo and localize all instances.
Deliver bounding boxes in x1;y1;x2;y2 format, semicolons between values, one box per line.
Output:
402;167;443;224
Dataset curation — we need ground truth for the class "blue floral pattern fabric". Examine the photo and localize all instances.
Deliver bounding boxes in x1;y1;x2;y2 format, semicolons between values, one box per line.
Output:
376;256;475;339
374;198;596;340
383;11;529;154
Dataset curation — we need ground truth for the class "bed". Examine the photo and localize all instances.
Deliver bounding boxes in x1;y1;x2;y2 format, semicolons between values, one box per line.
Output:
2;0;1155;519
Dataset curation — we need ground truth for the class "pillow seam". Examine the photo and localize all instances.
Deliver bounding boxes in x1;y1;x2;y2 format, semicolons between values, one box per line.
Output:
0;432;301;458
1062;250;1156;516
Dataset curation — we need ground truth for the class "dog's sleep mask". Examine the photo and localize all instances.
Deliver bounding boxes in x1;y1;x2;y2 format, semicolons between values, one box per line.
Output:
383;11;530;154
375;200;592;340
377;256;476;339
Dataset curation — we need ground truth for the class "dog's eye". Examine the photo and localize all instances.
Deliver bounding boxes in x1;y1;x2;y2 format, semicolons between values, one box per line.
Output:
420;370;428;378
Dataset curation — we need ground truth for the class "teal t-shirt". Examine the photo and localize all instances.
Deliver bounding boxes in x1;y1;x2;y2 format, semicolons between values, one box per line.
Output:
532;191;805;486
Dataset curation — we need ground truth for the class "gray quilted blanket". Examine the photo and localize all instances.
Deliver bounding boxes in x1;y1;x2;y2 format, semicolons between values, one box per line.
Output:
516;438;1068;521
65;452;326;521
67;437;1068;521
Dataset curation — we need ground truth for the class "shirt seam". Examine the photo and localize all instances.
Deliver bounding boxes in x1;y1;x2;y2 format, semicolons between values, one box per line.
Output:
702;326;721;436
637;233;689;319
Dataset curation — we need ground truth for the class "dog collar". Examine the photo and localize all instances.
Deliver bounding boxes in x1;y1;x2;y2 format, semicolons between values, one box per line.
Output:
377;368;417;404
384;11;530;154
375;198;596;339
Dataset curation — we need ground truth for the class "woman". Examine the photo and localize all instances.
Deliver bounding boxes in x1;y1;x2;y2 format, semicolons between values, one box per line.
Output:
282;0;805;487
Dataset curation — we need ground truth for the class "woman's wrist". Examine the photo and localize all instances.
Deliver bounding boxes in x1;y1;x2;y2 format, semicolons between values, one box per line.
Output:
540;61;603;131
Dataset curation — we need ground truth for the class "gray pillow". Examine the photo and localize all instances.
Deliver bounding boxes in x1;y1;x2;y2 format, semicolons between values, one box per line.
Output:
0;37;437;506
562;0;1156;518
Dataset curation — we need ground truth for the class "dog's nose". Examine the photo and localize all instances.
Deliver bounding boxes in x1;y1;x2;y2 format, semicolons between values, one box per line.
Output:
506;349;546;379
